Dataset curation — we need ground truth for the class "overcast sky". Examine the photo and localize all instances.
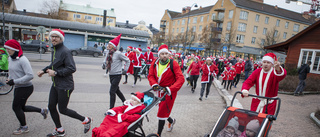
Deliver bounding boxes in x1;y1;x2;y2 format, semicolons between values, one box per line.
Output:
14;0;312;29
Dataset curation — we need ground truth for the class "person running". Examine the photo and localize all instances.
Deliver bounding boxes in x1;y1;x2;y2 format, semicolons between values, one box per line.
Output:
123;46;134;84
234;59;244;88
187;56;201;93
199;58;218;101
144;46;154;74
132;48;145;87
4;39;48;135
148;44;185;137
37;29;92;136
102;34;130;110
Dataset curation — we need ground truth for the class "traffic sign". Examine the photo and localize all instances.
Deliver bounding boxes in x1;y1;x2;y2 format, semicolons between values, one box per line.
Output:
36;26;46;34
223;46;227;52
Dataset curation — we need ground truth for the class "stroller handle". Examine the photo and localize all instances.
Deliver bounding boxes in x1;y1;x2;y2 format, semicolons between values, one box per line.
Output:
231;91;281;120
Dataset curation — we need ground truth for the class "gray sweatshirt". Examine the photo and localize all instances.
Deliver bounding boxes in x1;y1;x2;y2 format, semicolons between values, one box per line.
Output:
103;50;130;75
8;56;34;88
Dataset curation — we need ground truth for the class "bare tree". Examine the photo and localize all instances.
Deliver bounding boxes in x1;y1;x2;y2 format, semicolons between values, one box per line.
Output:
175;33;186;52
39;0;67;20
201;22;224;56
186;27;197;54
164;32;177;49
222;22;237;57
151;32;164;48
258;26;281;54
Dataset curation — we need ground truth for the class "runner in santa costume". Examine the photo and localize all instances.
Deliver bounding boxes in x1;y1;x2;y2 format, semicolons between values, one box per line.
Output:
92;92;146;137
132;48;145;87
148;44;185;136
234;59;244;88
123;46;134;84
143;47;154;76
241;53;287;115
199;57;219;101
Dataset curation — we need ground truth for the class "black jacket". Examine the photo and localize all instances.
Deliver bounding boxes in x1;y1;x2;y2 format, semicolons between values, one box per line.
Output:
244;60;252;71
43;43;76;90
298;64;310;80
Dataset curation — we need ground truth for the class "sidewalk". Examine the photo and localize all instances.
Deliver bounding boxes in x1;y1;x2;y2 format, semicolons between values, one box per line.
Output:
213;78;320;137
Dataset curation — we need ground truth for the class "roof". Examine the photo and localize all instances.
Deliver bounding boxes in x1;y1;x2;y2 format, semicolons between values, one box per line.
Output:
169;5;214;19
60;3;116;17
0;13;149;38
265;20;320;52
12;10;50;18
116;22;159;35
233;0;316;25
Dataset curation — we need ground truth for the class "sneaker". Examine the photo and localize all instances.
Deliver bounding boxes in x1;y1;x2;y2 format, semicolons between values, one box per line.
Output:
41;108;48;119
167;118;176;132
132;84;135;88
294;93;299;96
123;81;127;84
234;85;237;88
199;97;202;101
299;92;305;96
46;129;65;137
13;126;29;135
82;117;92;133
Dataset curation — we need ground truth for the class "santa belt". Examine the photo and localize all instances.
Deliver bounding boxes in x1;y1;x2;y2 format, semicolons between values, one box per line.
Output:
256;96;278;113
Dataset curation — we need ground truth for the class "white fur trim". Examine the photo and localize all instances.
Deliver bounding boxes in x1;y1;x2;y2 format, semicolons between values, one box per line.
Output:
4;45;19;51
157;117;169;120
274;66;285;76
49;31;65;41
262;56;274;64
117;114;122;123
242;89;249;94
131;95;141;103
165;87;171;96
109;41;116;48
158;48;170;56
107;110;116;116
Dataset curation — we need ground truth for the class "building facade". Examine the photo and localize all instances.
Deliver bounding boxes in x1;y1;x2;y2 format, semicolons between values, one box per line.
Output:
160;0;317;59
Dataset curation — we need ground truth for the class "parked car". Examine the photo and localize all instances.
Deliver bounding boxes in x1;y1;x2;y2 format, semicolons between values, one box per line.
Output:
20;40;49;54
70;46;103;57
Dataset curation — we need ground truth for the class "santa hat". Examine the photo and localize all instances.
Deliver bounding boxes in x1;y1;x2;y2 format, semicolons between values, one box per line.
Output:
246;119;260;134
127;46;132;49
109;34;122;48
158;44;170;56
131;91;144;103
4;39;23;58
227;116;239;131
49;29;65;41
206;57;212;61
262;52;277;64
147;47;151;50
219;58;224;61
137;48;142;52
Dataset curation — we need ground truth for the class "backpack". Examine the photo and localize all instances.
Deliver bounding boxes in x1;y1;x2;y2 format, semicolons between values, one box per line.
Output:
154;59;174;73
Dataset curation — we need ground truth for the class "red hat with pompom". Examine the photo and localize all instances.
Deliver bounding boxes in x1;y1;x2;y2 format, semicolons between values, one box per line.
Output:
131;91;144;103
262;52;277;64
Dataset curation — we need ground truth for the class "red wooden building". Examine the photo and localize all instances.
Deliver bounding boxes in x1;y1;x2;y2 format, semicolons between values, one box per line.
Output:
265;20;320;76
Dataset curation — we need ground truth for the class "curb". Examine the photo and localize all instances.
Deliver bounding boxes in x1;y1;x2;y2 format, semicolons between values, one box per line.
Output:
29;59;51;62
279;91;320;95
310;112;320;128
213;79;243;109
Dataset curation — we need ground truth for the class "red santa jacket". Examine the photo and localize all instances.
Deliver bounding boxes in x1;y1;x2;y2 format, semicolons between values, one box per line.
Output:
254;63;259;70
126;52;134;74
235;62;244;74
228;69;236;80
132;53;145;67
148;59;185;119
125;51;132;57
201;64;219;83
144;51;154;65
241;67;287;115
221;70;229;81
187;61;202;75
92;102;146;137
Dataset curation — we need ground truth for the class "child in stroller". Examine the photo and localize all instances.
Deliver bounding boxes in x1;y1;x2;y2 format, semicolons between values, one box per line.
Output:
92;92;146;137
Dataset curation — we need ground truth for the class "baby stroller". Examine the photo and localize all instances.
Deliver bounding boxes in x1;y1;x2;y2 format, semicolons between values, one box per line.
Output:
205;91;281;137
124;87;168;137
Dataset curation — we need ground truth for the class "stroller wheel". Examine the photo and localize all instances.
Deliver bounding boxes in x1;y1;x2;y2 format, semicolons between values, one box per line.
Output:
146;133;160;137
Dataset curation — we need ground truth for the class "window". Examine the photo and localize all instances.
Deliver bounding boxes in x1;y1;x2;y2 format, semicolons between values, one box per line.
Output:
85;15;92;20
261;39;265;46
96;17;102;22
107;18;114;24
166;28;168;33
181;27;185;32
172;28;175;32
177;20;180;25
283;32;287;39
293;24;300;32
239;11;248;20
298;49;320;74
263;28;267;35
274;30;278;37
276;19;280;27
255;14;260;22
193;17;197;24
177;28;179;33
253;26;258;33
285;22;289;29
225;33;230;42
265;17;269;24
188;18;191;23
227;21;232;30
236;34;245;43
228;10;233;19
207;15;209;22
238;23;247;32
251;37;256;44
218;12;224;20
199;25;202;32
173;21;175;26
200;16;204;22
73;14;81;19
182;19;185;25
221;0;224;7
212;13;216;20
192;26;196;32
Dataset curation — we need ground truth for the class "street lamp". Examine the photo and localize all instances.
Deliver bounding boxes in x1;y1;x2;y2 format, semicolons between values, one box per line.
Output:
183;3;197;54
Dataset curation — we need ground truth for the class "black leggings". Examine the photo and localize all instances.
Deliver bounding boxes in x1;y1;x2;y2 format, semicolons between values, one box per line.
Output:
133;67;141;84
157;117;174;136
12;85;41;126
225;80;233;90
48;85;85;128
109;74;126;109
234;74;241;86
190;75;199;89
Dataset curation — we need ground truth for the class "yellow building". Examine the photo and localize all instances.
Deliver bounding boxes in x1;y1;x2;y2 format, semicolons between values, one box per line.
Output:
59;1;116;27
160;0;317;59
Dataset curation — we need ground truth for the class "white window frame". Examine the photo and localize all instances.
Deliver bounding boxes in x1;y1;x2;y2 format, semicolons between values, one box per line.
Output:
200;16;204;22
276;19;280;27
293;24;300;32
172;28;175;33
182;19;185;25
193;17;197;24
251;37;256;44
192;26;196;32
177;28;179;33
265;17;269;24
207;15;209;22
239;11;248;20
298;49;320;74
253;26;258;33
255;14;260;22
199;25;202;32
212;13;216;20
173;21;175;26
227;21;232;31
181;27;185;33
283;32;287;39
274;30;278;37
177;20;180;25
261;39;265;46
236;34;245;43
238;23;247;32
225;33;230;42
228;10;233;19
73;14;81;19
96;17;102;22
84;15;92;20
285;22;289;29
263;28;267;35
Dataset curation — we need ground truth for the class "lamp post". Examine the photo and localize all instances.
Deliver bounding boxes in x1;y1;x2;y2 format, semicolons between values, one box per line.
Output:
183;3;197;54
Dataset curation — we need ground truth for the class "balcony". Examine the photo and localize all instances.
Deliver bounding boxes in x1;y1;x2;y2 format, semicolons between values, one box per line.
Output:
212;17;224;22
212;27;223;32
160;24;166;28
211;38;221;43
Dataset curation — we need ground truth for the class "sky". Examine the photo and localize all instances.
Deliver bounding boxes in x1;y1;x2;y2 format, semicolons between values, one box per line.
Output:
14;0;312;29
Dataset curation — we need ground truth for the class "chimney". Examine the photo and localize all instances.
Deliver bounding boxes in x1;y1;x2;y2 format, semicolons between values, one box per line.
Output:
182;7;186;14
186;6;191;13
199;6;203;10
274;5;278;9
103;10;107;27
23;9;26;12
149;24;152;28
111;8;114;11
251;0;264;3
126;20;129;25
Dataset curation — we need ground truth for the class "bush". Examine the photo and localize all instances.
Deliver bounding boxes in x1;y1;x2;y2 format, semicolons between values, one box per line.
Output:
279;75;320;92
286;67;299;76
